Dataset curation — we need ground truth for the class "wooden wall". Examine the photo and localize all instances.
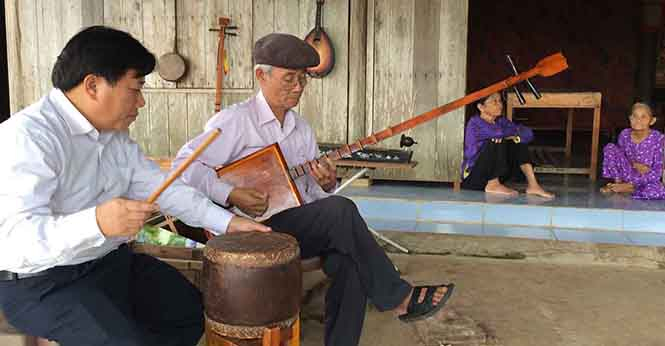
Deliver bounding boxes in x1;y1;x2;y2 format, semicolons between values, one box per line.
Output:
0;0;9;123
5;0;468;182
5;0;105;114
367;0;468;181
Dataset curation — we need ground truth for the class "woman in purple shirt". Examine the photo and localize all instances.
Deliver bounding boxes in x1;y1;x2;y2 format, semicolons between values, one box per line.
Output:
461;92;554;198
601;102;665;199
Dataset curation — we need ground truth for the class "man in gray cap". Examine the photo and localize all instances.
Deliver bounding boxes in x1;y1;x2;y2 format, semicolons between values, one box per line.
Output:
174;33;454;346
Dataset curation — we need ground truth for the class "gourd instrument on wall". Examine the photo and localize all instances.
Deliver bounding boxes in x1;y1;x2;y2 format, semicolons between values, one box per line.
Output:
156;0;186;82
304;0;335;78
216;53;569;221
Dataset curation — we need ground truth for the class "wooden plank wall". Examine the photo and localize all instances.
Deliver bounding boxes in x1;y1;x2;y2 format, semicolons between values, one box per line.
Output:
367;0;468;182
5;0;104;113
5;0;352;158
5;0;468;182
435;0;468;182
0;1;10;122
103;0;352;157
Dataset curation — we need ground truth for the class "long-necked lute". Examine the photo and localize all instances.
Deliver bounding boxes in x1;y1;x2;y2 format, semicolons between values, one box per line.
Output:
216;53;568;221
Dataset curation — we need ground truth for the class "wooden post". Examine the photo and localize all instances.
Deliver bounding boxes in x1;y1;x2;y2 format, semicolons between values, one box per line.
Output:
262;327;280;346
289;317;300;346
565;109;574;160
591;105;601;181
24;336;38;346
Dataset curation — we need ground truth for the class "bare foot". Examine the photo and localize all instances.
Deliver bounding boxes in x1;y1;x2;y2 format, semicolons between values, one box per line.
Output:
394;286;450;316
526;185;555;199
609;182;634;193
600;183;614;194
485;182;518;196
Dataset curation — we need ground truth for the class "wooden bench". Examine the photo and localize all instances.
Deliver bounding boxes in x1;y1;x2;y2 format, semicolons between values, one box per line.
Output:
506;92;602;181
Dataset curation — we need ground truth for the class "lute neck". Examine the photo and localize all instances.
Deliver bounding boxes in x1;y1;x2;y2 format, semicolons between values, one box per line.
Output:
314;1;323;30
288;64;542;181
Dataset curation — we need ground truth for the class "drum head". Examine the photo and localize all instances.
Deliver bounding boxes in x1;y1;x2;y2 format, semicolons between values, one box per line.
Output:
204;231;299;267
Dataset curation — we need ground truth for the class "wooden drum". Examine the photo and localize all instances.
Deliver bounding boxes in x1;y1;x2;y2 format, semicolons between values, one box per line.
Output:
203;231;301;345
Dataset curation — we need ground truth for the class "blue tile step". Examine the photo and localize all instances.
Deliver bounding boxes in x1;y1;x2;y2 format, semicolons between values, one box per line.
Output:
339;177;665;247
346;195;665;247
350;196;665;233
363;219;665;247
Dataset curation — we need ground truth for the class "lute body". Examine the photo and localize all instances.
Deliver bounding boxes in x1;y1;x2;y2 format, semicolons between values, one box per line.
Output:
304;0;335;78
215;144;302;222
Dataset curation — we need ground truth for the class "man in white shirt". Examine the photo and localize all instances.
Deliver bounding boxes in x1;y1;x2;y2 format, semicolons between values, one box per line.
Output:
175;33;455;346
0;26;268;346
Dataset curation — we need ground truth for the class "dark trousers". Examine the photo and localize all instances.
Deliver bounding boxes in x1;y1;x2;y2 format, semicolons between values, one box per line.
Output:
265;196;412;346
462;141;531;191
0;244;203;346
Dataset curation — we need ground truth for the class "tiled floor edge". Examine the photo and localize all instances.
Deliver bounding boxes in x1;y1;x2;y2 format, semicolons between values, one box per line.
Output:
350;196;665;231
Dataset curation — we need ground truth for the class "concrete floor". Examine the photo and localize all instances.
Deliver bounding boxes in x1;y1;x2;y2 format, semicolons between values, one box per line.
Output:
299;253;665;346
4;252;663;346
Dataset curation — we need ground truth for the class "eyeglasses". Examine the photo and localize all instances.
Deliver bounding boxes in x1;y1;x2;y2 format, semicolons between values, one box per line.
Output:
279;73;309;90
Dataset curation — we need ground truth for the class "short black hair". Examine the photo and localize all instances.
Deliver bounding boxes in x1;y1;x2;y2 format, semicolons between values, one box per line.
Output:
51;26;155;91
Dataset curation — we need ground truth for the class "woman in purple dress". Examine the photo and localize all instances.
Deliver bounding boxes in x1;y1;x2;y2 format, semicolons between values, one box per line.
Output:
601;102;665;199
461;92;553;198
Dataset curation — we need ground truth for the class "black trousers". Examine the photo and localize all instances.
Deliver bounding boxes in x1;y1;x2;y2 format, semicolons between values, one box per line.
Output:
462;141;531;191
265;196;412;346
0;244;203;346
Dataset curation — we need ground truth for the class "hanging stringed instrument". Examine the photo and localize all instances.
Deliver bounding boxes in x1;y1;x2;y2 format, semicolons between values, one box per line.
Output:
210;17;237;112
216;53;568;221
304;0;334;78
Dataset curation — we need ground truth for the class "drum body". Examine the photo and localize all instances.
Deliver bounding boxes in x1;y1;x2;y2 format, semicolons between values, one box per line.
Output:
203;231;301;342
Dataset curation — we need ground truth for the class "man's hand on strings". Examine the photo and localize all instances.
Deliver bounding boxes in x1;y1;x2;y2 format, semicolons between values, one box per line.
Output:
228;187;269;217
311;157;337;192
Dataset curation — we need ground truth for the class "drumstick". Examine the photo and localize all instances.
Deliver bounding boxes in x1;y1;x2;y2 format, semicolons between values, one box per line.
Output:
146;128;221;203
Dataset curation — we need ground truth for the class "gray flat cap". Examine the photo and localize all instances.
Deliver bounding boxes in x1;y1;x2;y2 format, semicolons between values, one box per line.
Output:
253;33;320;69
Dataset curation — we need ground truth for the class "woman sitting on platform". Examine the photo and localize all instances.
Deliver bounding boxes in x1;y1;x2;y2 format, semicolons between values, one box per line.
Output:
601;102;665;199
461;92;554;198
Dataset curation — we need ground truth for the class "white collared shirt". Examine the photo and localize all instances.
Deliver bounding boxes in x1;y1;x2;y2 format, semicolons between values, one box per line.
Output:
0;89;233;273
173;91;333;223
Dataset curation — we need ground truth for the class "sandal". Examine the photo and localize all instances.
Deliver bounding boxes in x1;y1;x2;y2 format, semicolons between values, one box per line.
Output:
398;283;455;323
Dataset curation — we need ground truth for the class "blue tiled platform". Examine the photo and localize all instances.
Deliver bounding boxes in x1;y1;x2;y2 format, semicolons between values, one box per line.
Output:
340;176;665;247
